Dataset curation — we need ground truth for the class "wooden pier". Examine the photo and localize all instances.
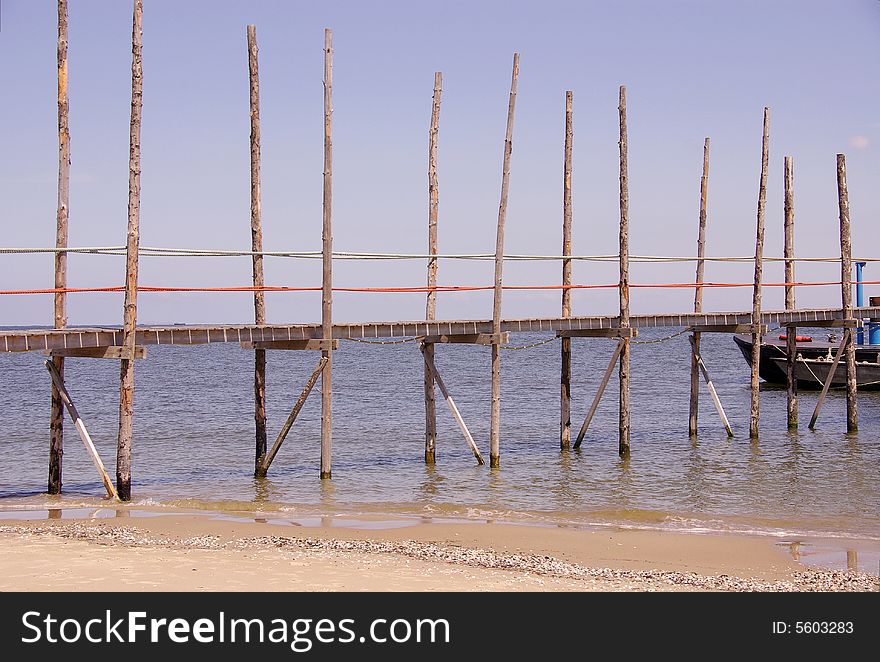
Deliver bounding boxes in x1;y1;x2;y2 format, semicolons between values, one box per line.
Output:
2;1;877;501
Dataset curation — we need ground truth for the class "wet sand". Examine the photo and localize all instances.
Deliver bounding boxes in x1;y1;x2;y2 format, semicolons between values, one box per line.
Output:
0;513;876;591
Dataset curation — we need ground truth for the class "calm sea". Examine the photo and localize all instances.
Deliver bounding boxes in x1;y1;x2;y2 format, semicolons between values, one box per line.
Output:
1;327;878;555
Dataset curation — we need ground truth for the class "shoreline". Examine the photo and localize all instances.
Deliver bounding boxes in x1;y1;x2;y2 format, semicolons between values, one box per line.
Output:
0;510;877;592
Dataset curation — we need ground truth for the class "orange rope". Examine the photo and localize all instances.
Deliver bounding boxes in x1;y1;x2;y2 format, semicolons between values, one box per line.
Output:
1;280;878;296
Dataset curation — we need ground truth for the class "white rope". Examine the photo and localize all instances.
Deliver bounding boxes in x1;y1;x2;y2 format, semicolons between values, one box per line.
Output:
2;245;878;263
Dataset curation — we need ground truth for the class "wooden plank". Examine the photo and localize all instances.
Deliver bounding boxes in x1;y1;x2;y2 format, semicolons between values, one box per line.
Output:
241;339;338;351
489;52;519;469
808;329;850;430
424;71;442;465
783;318;860;328
691;324;766;334
574;339;625;448
423;332;509;345
421;347;485;465
750;107;770;439
320;28;333;479
116;0;143;502
557;328;637;338
49;0;71;495
256;357;327;478
45;360;117;499
560;90;573;451
248;19;268;484
689;336;734;437
46;346;147;359
784;155;797;429
618;85;631;457
837;154;858;432
689;137;710;436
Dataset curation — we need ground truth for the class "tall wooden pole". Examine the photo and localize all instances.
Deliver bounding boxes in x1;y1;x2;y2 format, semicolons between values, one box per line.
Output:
560;90;573;451
116;0;143;501
489;53;519;469
784;156;797;429
837;154;858;432
689;137;709;436
247;25;268;477
618;85;631;457
749;107;770;439
423;71;442;465
320;28;334;479
49;0;70;495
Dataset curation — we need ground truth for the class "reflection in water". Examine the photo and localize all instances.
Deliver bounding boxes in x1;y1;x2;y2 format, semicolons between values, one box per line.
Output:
48;509;61;520
418;464;444;499
847;550;858;572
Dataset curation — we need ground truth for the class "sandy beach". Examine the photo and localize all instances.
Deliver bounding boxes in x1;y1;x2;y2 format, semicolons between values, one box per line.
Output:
0;513;876;592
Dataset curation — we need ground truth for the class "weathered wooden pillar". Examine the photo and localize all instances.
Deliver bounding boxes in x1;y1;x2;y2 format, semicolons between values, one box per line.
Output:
837;154;858;432
489;53;519;469
689;137;709;436
247;25;269;477
560;90;573;451
617;85;631;457
784;156;797;429
49;0;70;495
424;71;442;465
320;28;334;479
116;0;143;501
749;107;770;439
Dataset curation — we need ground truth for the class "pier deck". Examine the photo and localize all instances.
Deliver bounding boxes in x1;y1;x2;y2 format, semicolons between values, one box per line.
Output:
2;307;877;353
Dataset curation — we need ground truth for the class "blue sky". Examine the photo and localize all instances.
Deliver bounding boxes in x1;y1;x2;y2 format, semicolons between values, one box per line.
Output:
1;0;878;325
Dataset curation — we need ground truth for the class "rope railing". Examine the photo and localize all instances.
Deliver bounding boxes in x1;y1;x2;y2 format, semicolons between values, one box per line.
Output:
1;245;878;263
2;280;879;296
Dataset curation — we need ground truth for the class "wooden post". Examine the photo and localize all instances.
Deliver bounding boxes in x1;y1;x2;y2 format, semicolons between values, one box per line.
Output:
116;0;142;502
618;85;631;457
574;339;624;447
689;137;709;436
424;71;442;465
320;28;333;479
560;90;573;450
749;107;770;439
45;361;117;499
837;153;858;432
247;25;268;475
49;0;70;495
809;329;851;429
258;357;328;476
784;156;798;429
421;347;485;465
489;53;519;469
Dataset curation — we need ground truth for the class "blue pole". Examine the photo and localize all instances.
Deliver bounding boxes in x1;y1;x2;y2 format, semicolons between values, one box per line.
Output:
855;262;865;344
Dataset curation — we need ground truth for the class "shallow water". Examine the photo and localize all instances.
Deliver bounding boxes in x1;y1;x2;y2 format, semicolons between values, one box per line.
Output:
1;327;878;553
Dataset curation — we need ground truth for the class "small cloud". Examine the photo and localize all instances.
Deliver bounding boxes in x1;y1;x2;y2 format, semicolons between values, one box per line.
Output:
849;135;870;150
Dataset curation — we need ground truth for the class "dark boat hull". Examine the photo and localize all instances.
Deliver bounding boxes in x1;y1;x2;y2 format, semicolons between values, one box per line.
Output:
732;334;880;390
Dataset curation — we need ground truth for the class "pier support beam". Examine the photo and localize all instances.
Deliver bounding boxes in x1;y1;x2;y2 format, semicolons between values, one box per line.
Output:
784;156;798;429
749;107;770;439
320;28;333;479
489;53;519;469
45;360;117;499
689;137;710;436
837;154;858;432
574;339;624;447
115;0;143;502
49;0;70;495
257;357;328;477
421;347;485;465
424;71;442;465
247;25;268;476
617;85;631;457
560;90;573;450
